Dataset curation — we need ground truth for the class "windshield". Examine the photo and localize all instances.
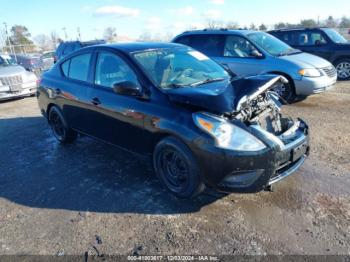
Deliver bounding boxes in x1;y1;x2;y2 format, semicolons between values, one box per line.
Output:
0;56;17;66
132;47;229;89
322;28;348;44
247;32;300;56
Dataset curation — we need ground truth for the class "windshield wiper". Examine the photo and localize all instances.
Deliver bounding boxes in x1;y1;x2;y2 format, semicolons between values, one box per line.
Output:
165;83;186;89
190;78;226;87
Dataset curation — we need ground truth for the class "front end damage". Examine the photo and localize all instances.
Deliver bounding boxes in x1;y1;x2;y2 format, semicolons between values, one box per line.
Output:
171;75;310;192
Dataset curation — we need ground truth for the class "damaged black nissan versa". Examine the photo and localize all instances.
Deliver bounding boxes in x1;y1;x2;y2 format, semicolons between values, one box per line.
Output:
37;43;310;198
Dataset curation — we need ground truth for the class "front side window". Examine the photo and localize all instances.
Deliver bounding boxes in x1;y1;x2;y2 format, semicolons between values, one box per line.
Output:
224;35;258;57
61;53;91;81
248;32;298;56
132;47;228;89
95;52;138;88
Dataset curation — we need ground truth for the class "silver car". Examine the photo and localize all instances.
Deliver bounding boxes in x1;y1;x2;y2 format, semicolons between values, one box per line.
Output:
0;54;38;101
173;30;337;101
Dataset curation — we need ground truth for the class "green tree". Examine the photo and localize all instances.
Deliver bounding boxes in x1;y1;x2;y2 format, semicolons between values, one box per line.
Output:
259;24;267;31
10;25;33;45
339;16;350;28
274;22;286;29
325;16;337;28
300;19;317;27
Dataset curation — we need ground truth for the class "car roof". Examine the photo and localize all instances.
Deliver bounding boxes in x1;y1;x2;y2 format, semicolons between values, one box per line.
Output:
269;27;328;33
95;42;185;53
175;29;257;38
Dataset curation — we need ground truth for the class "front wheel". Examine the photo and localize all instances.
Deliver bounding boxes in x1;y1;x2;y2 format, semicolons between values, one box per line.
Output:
335;59;350;80
153;137;205;198
272;80;295;103
48;106;77;144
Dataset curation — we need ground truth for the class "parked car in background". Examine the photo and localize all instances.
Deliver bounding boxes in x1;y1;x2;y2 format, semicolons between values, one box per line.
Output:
269;27;350;80
0;54;37;101
37;43;310;198
173;29;337;102
11;53;42;74
39;51;55;71
54;40;106;62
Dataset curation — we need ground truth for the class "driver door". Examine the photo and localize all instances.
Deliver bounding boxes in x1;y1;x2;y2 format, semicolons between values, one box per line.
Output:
87;50;147;151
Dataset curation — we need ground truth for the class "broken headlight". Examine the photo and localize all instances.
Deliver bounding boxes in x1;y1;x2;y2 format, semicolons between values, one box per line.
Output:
193;112;266;151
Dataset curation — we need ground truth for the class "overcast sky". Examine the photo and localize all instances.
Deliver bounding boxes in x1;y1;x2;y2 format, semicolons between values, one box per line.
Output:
1;0;350;41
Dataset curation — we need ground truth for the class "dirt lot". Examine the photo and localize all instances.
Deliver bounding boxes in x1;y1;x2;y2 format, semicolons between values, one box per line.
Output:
0;82;349;256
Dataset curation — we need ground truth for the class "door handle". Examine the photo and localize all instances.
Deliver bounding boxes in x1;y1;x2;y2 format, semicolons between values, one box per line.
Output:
91;97;101;105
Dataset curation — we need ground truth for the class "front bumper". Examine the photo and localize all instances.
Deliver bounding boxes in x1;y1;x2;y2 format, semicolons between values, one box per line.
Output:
0;81;37;101
192;119;310;193
294;75;337;96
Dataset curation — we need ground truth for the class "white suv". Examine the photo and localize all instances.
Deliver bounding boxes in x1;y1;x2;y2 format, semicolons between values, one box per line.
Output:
0;54;38;101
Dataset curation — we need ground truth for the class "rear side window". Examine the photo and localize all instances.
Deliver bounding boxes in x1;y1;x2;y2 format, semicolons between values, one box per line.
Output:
175;36;191;46
189;35;224;57
61;53;92;82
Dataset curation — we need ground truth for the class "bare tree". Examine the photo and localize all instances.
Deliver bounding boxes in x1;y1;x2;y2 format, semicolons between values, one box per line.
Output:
325;16;337;28
249;23;257;30
226;21;239;29
206;20;223;29
34;34;52;51
50;31;59;49
104;27;117;43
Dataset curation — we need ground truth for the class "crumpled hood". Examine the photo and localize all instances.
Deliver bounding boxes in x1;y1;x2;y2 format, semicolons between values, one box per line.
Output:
280;52;331;68
0;65;26;77
166;74;285;114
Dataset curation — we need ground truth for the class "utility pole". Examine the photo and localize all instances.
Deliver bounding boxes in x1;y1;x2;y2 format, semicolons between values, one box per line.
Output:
3;22;17;62
77;27;81;41
62;27;68;40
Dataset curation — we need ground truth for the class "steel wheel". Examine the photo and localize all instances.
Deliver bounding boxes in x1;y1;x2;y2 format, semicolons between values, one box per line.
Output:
159;149;189;191
336;61;350;80
153;136;204;198
50;110;66;141
48;106;77;144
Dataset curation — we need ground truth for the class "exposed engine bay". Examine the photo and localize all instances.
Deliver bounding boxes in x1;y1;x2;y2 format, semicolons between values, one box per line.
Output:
227;90;295;137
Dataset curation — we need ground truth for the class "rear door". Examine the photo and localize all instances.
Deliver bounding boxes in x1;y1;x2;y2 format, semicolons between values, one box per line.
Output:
57;51;95;133
292;30;333;60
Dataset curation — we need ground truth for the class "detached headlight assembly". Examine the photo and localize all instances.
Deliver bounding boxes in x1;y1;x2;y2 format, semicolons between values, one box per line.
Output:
298;68;321;77
193;113;266;151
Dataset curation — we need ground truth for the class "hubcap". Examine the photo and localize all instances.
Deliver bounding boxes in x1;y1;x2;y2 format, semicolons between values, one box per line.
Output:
160;149;188;190
50;112;65;139
336;62;350;79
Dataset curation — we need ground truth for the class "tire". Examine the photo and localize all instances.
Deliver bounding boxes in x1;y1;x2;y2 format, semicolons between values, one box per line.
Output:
335;59;350;80
153;136;205;198
48;106;77;144
272;77;295;103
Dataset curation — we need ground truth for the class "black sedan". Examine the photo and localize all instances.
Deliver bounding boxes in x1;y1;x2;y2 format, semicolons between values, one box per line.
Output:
37;43;310;198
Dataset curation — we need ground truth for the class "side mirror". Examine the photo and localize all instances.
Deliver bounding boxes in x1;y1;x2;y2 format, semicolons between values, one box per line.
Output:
251;50;263;58
112;81;142;96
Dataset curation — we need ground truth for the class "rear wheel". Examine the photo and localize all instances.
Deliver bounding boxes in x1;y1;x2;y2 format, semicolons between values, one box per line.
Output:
48;106;77;144
335;59;350;80
153;137;205;198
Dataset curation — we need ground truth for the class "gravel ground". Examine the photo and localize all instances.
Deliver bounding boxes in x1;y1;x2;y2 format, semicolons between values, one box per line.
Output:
0;82;349;256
